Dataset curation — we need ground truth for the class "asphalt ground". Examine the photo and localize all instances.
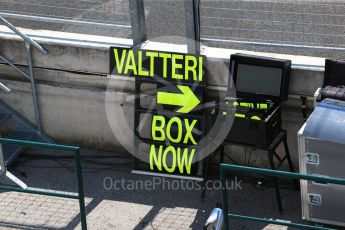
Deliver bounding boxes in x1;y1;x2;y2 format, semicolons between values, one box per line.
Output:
0;148;307;230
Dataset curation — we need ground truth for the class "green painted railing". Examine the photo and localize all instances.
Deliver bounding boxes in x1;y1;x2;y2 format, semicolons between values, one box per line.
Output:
220;163;345;230
0;138;87;230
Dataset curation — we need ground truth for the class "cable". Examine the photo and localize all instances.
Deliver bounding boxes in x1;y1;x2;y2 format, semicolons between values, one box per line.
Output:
12;152;134;174
247;148;253;166
23;152;131;160
229;172;297;191
223;152;239;165
301;96;308;121
244;147;247;165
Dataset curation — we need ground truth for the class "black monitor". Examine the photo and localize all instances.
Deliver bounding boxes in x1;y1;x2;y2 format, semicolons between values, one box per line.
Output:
230;54;291;102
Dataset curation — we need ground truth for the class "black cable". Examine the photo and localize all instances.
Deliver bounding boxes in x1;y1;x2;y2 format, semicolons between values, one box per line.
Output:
17;157;132;166
301;96;308;121
14;153;134;174
19;156;132;167
23;152;131;160
50;158;131;173
17;150;295;190
229;172;296;191
19;152;133;166
244;147;247;165
247;148;253;166
16;159;132;174
223;152;239;165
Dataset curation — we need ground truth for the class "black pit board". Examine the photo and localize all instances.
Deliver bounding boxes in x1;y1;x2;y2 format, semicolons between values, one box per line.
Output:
110;47;207;180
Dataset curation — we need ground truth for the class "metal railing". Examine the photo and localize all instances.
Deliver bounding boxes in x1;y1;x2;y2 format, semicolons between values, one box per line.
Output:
220;164;345;230
0;0;131;38
199;0;345;58
0;12;131;30
0;16;47;132
0;16;48;54
3;0;345;57
0;138;87;230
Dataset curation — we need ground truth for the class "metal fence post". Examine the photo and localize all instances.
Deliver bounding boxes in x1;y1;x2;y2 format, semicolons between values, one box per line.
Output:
75;149;87;230
185;0;201;54
220;169;230;230
129;0;147;46
219;164;345;230
0;138;87;229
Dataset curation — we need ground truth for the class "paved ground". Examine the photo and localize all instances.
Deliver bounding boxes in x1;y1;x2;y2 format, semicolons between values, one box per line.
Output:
0;148;306;230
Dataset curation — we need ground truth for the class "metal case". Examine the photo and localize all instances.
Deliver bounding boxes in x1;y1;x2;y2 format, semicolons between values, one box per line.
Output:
298;99;345;227
226;54;291;147
226;105;282;147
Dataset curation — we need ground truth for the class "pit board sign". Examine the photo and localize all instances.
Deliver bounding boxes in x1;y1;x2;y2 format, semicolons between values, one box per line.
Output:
110;47;206;180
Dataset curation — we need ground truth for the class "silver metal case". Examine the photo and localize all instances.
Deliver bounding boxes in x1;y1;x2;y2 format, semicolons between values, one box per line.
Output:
298;99;345;227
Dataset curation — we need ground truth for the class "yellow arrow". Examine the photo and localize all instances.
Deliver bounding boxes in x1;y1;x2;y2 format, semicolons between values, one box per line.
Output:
157;85;200;113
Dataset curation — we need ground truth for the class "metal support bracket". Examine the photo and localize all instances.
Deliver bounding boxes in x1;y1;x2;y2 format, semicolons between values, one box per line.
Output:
185;0;201;54
129;0;147;46
0;136;27;189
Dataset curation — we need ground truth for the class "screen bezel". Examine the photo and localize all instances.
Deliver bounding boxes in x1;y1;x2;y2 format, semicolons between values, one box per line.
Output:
230;54;290;102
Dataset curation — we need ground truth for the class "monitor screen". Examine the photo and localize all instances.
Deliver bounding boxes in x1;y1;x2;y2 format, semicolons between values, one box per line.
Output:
236;64;282;96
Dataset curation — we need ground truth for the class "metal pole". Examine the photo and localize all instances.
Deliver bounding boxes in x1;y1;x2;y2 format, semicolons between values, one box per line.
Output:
185;0;201;54
0;138;86;227
200;37;345;52
219;164;345;229
0;137;79;151
0;133;6;177
0;16;48;54
0;13;130;30
129;0;147;46
75;149;87;230
220;164;345;186
25;42;42;133
0;82;11;93
0;54;31;80
220;169;230;230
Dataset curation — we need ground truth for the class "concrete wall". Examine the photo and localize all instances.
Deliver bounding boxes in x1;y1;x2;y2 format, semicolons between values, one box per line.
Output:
0;27;326;169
